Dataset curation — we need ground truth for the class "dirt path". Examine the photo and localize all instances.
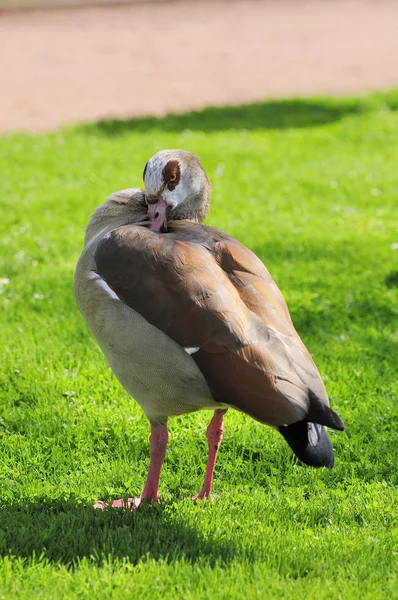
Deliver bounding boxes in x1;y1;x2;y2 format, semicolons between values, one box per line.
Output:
1;0;397;133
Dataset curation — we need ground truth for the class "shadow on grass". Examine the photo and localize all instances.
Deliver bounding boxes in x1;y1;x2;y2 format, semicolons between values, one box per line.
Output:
0;499;238;566
78;91;398;136
80;97;367;137
385;270;398;289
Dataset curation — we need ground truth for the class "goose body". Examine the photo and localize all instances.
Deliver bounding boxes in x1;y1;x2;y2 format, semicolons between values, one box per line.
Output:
74;152;344;507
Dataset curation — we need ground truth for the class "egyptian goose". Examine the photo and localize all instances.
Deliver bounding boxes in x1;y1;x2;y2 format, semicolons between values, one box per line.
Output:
74;149;344;508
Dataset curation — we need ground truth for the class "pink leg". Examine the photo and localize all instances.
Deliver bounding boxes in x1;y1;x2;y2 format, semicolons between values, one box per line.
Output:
94;423;168;510
192;410;224;502
140;423;168;503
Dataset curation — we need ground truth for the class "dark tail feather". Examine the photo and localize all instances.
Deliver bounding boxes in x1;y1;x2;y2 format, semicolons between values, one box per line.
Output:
307;394;345;431
279;421;335;468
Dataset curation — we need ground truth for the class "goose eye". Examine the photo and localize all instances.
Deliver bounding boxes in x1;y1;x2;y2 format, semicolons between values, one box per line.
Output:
169;173;177;183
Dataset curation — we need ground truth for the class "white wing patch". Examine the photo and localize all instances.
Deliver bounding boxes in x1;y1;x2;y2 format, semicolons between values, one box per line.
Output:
184;346;200;355
88;271;120;301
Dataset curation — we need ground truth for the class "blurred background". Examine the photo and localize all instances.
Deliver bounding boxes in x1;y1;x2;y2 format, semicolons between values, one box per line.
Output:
1;0;398;134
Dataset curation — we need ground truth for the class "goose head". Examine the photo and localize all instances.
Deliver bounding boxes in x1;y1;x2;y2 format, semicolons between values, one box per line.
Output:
143;150;211;232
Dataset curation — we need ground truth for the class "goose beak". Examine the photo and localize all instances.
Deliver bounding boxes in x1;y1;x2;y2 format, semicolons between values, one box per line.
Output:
148;197;168;233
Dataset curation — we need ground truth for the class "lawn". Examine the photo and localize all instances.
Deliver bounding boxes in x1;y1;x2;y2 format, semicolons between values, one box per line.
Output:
0;91;397;599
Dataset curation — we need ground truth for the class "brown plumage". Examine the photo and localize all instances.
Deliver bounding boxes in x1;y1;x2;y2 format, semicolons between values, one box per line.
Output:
95;221;341;431
75;149;344;509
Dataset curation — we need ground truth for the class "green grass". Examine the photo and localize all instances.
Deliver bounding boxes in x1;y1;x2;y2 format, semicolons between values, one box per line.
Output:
1;91;398;598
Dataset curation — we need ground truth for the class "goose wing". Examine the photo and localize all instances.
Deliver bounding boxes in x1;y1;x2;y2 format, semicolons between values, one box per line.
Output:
94;222;343;430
